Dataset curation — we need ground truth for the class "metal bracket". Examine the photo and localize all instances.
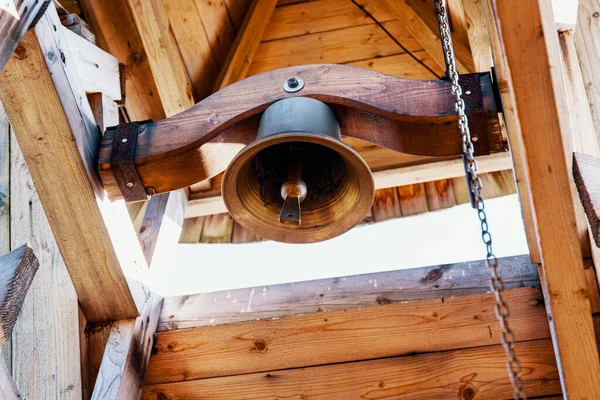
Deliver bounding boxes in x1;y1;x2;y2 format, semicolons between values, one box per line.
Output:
109;120;152;202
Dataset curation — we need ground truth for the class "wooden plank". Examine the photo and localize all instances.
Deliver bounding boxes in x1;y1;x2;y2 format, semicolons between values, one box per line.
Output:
10;128;81;398
62;26;121;101
200;214;233;243
195;0;236;68
87;93;119;133
231;221;261;243
382;0;475;74
491;0;600;395
78;0;165;121
0;101;9;258
0;0;48;71
86;322;112;399
65;22;97;44
127;0;195;115
559;28;600;275
482;0;540;263
143;339;560;399
162;0;219;100
424;179;456;211
215;0;278;90
0;93;10;369
262;0;395;41
79;306;90;400
398;182;428;215
224;0;251;31
247;21;419;76
576;0;600;147
585;259;600;314
157;254;538;331
91;294;163;400
573;152;600;247
0;7;147;322
371;187;401;222
0;358;18;400
459;0;492;71
346;50;438;80
0;244;39;345
179;217;205;243
146;287;549;384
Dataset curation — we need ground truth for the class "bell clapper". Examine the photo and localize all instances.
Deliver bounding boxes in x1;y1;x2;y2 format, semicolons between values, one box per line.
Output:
279;154;307;225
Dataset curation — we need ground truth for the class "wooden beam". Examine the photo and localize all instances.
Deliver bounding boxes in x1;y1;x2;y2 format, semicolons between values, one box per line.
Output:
185;153;512;218
0;5;147;322
381;0;475;74
146;287;549;384
215;0;278;90
490;0;600;395
573;153;600;247
458;0;492;71
482;0;541;262
78;0;165;121
0;244;39;346
143;339;560;399
158;254;538;331
0;0;49;71
125;0;195;115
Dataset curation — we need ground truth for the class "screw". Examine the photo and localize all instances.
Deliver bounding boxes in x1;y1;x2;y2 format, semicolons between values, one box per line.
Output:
287;78;299;88
465;90;472;95
121;138;128;143
127;182;134;188
472;136;479;142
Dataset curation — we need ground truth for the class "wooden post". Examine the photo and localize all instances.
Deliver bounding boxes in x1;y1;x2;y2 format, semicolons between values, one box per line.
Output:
489;0;600;396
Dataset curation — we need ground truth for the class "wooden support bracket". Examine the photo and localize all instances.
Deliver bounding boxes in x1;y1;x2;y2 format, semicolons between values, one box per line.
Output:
98;65;503;201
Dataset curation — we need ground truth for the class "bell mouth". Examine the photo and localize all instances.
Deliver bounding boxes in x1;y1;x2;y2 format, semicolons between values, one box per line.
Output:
222;133;375;243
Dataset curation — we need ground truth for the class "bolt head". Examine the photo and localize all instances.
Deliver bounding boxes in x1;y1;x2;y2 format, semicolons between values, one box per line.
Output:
465;90;472;95
287;78;299;88
126;182;134;187
121;138;128;143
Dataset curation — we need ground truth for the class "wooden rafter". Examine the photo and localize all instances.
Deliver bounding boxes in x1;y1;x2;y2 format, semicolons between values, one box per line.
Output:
0;5;147;323
215;0;278;90
381;0;475;74
126;0;195;115
490;0;600;395
78;0;165;121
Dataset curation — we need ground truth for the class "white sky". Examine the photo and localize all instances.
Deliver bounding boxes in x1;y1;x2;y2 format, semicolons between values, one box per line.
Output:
153;194;529;296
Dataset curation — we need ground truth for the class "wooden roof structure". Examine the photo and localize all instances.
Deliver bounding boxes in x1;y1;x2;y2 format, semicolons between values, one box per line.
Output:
0;0;600;399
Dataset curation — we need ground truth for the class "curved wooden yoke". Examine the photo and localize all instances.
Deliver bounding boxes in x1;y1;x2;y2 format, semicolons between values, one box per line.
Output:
98;64;502;201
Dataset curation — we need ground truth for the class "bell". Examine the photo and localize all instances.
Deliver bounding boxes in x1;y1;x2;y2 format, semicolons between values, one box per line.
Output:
222;97;375;243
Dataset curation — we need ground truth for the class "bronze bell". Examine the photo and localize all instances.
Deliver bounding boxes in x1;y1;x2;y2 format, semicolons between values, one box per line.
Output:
222;97;375;243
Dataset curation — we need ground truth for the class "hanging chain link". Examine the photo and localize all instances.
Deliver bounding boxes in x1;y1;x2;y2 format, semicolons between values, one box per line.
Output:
433;1;527;399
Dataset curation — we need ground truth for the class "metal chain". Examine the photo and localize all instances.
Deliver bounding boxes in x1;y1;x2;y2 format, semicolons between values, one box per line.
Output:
433;1;527;399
